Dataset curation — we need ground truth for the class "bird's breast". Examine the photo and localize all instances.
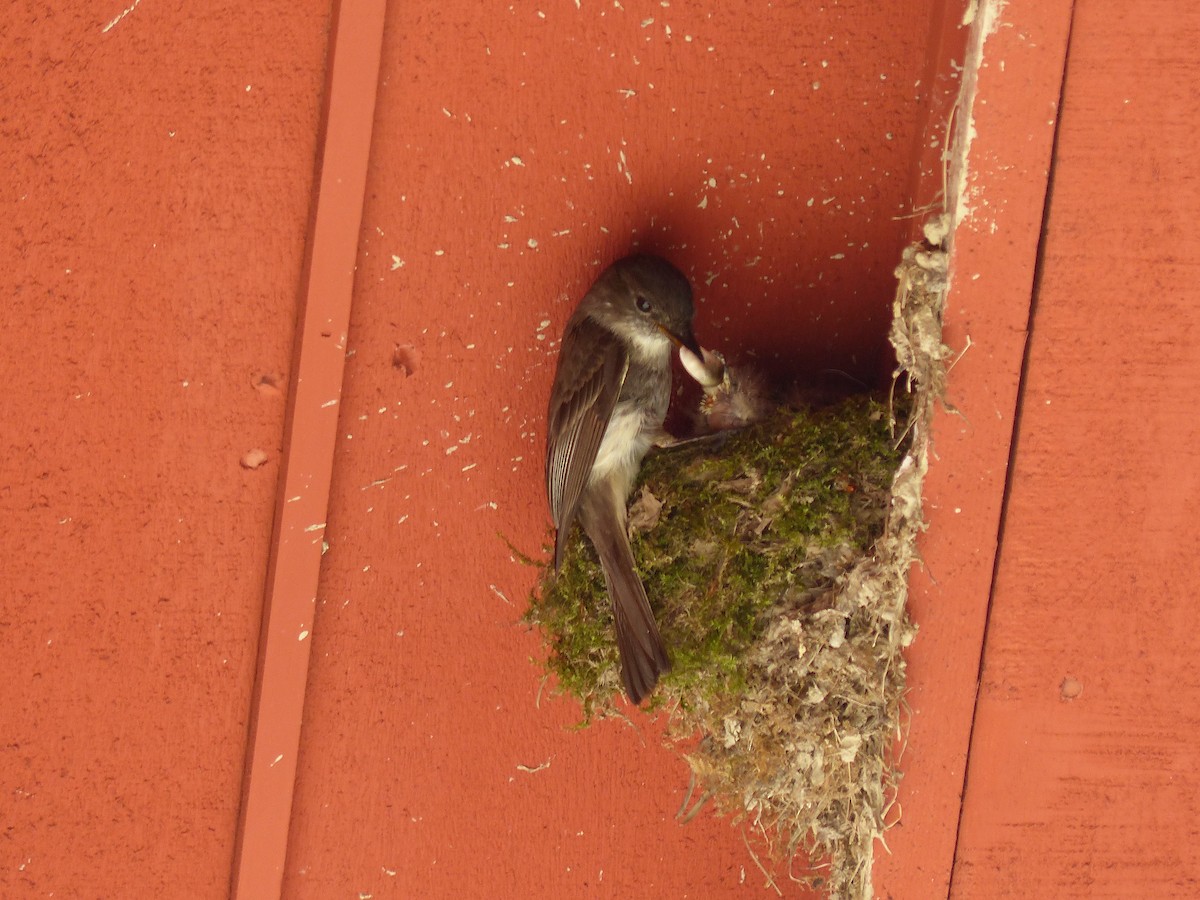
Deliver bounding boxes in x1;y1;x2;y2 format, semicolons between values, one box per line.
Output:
588;401;658;499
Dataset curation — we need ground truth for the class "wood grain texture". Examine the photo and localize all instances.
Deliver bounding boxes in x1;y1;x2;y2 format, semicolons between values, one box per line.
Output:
952;1;1200;895
0;2;330;896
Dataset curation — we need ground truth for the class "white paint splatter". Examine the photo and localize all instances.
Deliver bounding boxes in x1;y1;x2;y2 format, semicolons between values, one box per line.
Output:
101;0;141;34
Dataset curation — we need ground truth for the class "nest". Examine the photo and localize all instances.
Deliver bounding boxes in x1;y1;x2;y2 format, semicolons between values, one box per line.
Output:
525;232;950;898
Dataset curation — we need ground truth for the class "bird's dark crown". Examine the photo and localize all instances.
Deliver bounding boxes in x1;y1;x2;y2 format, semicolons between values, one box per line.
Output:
571;254;699;356
610;254;693;318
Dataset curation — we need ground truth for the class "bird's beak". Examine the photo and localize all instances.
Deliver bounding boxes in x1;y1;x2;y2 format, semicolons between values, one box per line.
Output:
657;322;703;357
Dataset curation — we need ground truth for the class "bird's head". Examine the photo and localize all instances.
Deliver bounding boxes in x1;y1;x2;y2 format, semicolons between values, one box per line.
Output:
591;254;702;358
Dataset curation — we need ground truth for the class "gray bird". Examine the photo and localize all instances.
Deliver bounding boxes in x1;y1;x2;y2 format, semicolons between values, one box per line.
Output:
545;254;702;704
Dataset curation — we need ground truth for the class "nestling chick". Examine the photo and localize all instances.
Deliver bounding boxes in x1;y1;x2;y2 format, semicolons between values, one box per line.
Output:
679;345;771;432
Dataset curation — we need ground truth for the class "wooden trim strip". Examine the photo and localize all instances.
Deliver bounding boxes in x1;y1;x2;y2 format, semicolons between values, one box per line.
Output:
230;2;387;897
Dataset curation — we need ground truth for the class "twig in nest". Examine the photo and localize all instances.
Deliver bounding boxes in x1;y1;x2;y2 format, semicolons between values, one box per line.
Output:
743;830;783;896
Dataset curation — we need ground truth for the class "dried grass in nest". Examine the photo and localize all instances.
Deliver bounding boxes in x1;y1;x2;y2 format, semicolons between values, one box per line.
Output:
525;231;950;899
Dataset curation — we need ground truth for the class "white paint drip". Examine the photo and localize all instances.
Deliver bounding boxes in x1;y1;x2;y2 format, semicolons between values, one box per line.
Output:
950;0;1006;232
101;0;141;33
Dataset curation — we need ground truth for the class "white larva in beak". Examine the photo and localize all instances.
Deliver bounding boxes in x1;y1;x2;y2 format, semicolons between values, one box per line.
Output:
678;344;726;388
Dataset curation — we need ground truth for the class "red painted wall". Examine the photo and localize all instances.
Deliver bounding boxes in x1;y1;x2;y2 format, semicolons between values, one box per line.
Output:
952;1;1200;894
281;3;961;898
1;2;331;895
8;1;1198;898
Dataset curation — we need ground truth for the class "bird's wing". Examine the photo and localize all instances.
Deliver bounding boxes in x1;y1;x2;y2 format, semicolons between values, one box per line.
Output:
545;315;628;569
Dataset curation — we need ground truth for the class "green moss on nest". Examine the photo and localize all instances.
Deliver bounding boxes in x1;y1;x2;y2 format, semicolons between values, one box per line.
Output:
526;395;905;719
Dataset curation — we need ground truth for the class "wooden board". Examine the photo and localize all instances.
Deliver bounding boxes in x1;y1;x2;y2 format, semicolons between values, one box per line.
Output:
951;1;1200;894
0;2;331;896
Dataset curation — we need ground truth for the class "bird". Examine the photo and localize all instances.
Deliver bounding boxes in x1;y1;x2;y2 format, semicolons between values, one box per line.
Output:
545;254;702;704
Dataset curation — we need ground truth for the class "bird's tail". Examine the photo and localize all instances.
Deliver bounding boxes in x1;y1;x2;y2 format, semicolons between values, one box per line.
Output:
586;516;671;704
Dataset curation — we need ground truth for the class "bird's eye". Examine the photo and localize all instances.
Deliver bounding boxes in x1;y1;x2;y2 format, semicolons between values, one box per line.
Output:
635;294;652;313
